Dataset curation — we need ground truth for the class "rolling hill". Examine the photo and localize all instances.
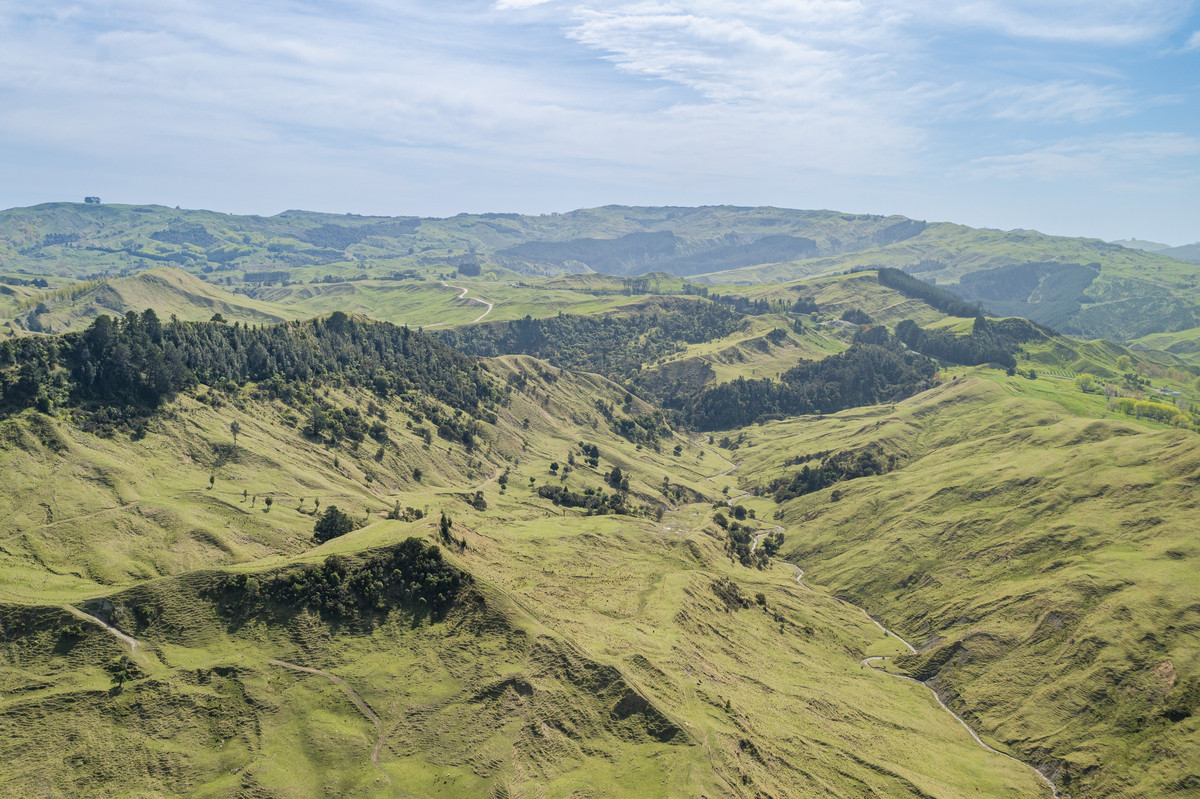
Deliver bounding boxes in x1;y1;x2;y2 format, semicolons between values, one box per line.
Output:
0;318;1057;797
0;204;1198;797
721;373;1200;797
3;201;1198;344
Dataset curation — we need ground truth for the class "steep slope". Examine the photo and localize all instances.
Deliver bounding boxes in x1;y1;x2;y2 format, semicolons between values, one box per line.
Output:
719;375;1200;797
701;223;1200;341
6;268;294;334
0;342;1054;797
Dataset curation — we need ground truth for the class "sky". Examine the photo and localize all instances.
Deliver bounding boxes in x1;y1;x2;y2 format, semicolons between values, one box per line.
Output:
1;0;1198;244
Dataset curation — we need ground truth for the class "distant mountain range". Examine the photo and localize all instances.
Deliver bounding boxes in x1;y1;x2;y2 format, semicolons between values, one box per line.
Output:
2;202;1198;342
1111;238;1200;264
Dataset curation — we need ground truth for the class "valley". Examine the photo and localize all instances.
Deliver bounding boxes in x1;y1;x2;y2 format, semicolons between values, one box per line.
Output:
0;203;1197;797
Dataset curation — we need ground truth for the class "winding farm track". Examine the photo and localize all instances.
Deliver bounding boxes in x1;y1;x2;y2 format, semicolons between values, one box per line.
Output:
444;283;494;323
62;604;139;653
859;647;1061;797
707;459;1059;797
269;659;389;779
61;610;390;779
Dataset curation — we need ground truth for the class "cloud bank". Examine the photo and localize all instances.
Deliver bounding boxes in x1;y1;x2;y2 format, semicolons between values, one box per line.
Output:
0;0;1196;241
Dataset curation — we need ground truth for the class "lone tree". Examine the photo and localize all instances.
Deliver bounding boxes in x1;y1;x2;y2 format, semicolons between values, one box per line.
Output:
107;655;135;691
314;505;355;542
230;420;241;448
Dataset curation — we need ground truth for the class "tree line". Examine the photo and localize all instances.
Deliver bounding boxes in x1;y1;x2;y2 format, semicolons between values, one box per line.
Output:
436;298;744;383
680;327;936;431
0;310;504;425
893;315;1047;368
873;267;983;317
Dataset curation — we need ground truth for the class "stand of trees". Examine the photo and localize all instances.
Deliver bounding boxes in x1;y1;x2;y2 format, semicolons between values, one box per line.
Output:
874;267;982;317
841;308;873;325
765;443;900;502
0;311;503;425
681;328;936;431
791;296;819;314
216;539;467;621
894;316;1043;369
707;293;789;316
436;298;743;383
537;484;634;515
313;506;357;543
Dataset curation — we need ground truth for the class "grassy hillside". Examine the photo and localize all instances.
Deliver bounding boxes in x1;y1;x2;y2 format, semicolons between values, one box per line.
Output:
1132;325;1200;367
0;203;921;282
1;225;1197;795
719;374;1200;797
0;266;692;336
0;350;1055;797
6;268;295;334
701;224;1200;341
4;201;1197;342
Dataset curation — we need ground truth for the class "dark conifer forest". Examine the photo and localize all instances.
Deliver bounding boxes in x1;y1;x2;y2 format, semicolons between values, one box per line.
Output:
0;310;502;422
681;328;936;430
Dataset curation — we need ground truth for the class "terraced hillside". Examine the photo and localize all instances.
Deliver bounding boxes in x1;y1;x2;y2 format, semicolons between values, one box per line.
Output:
720;374;1200;797
1;233;1198;796
0;321;1055;797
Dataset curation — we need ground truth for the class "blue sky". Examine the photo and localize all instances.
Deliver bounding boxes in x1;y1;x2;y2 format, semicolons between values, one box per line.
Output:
1;0;1197;243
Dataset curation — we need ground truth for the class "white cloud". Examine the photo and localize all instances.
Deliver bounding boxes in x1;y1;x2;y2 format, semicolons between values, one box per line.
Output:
1185;29;1200;50
0;0;1196;239
968;133;1200;180
986;81;1134;123
919;0;1193;44
495;0;556;8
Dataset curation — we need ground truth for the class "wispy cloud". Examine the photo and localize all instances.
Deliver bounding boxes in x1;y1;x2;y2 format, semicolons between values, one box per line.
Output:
494;0;556;8
926;0;1194;44
968;133;1200;180
986;81;1134;123
0;0;1196;240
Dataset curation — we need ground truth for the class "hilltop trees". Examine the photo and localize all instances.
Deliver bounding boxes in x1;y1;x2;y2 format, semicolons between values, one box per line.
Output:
874;267;982;317
0;312;504;426
682;329;936;430
893;316;1027;368
220;539;466;620
437;298;743;384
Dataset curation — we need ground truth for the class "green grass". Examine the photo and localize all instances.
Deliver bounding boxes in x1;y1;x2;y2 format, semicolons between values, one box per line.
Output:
1;250;1197;795
3;267;680;335
698;223;1200;342
0;355;1055;797
5;202;1198;344
717;374;1200;797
